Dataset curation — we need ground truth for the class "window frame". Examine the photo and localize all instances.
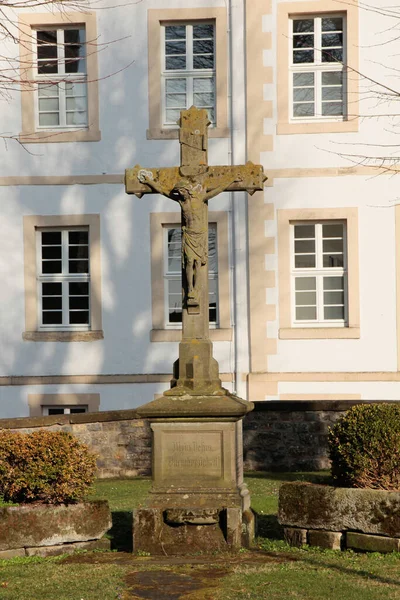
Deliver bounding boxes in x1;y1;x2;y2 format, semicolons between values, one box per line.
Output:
42;405;88;415
147;8;229;140
28;393;100;417
18;12;100;143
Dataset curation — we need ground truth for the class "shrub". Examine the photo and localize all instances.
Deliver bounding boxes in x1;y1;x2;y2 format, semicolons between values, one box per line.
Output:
328;403;400;490
0;430;97;504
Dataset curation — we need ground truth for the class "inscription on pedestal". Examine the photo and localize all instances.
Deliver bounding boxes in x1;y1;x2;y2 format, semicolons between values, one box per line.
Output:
163;431;222;480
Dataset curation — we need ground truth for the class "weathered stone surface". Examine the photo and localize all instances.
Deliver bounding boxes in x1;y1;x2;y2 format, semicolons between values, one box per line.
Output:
0;501;111;551
0;548;25;559
165;508;219;525
309;530;342;550
241;509;255;548
346;532;400;553
279;482;400;537
284;527;307;547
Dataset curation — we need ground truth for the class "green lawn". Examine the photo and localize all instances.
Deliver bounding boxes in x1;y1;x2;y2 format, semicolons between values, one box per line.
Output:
0;473;399;600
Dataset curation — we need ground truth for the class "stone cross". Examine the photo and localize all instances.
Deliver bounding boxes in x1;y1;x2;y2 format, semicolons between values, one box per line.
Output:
125;106;266;394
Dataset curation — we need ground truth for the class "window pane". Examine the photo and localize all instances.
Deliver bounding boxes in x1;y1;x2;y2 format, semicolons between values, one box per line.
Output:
66;112;87;126
37;60;58;75
323;239;343;253
208;228;217;273
295;239;315;253
65;82;87;97
166;79;186;93
193;92;214;106
168;293;181;309
293;88;314;102
323;254;344;268
38;84;58;98
71;408;87;414
322;17;343;31
322;49;343;62
194;78;214;92
322;33;343;47
166;56;186;70
39;98;59;111
169;309;182;323
69;296;89;310
323;276;344;290
66;97;87;111
193;40;214;55
42;261;62;274
207;108;215;123
193;24;214;38
165;26;186;40
48;408;65;415
293;35;314;49
293;72;314;87
69;282;89;295
166;94;186;108
324;291;344;305
293;50;314;64
193;55;214;69
42;245;61;259
295;277;316;291
293;103;315;117
42;296;62;310
37;30;58;65
323;224;344;238
69;311;89;324
69;231;88;245
322;87;343;101
296;306;317;320
322;102;343;116
68;260;89;274
39;113;60;126
293;19;314;33
165;109;181;123
294;225;315;239
166;41;186;55
42;282;61;295
69;245;89;259
324;305;344;320
322;72;343;85
296;291;316;305
42;311;62;325
295;255;316;268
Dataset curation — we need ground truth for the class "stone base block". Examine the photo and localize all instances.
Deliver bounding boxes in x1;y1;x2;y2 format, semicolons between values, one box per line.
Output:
133;507;244;555
284;527;307;547
346;532;400;553
309;530;342;550
0;548;25;559
0;538;110;560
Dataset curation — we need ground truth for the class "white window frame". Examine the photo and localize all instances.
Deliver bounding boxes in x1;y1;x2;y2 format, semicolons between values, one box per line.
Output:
163;224;218;328
291;221;348;327
36;227;90;331
34;26;88;130
289;13;346;122
42;405;88;415
161;21;216;128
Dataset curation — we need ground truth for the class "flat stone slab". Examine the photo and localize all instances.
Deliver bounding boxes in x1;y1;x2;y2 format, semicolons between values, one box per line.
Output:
346;532;400;553
308;530;342;550
279;482;400;538
0;501;111;551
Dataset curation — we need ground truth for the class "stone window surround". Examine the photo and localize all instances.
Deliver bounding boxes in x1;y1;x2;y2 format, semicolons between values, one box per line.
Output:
150;211;232;342
28;393;100;417
276;0;359;135
277;207;360;339
23;214;103;342
146;7;229;140
18;12;101;144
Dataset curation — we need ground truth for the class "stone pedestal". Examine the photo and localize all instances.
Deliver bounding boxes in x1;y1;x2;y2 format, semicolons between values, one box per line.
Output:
133;394;254;555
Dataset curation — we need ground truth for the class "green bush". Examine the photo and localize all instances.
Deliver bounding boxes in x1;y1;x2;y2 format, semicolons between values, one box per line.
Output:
328;403;400;490
0;430;97;504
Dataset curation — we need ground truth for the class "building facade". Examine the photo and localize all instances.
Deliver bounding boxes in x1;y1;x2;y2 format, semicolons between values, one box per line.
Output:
0;0;398;418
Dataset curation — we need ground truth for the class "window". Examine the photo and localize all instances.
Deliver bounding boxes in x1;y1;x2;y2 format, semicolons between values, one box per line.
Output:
292;222;347;325
162;22;215;127
43;406;88;415
18;12;100;143
35;27;88;129
28;393;100;417
37;228;90;329
291;15;345;120
147;8;228;140
165;225;218;326
23;214;103;341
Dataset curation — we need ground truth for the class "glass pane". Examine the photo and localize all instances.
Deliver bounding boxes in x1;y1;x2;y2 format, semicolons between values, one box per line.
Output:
322;48;343;62
207;108;215;123
165;56;186;70
42;282;62;295
42;245;61;259
66;97;87;111
168;279;181;294
293;88;314;102
37;60;58;75
69;296;89;310
323;239;343;253
37;30;57;59
166;41;186;55
48;408;65;415
322;33;343;47
296;291;316;305
294;224;315;239
293;19;314;33
323;223;344;238
322;102;343;116
193;40;214;54
293;103;315;117
69;245;89;259
39;98;59;111
165;26;186;40
322;72;343;85
322;17;343;31
293;50;314;64
166;93;186;108
69;311;89;324
65;56;85;74
66;112;87;126
165;109;181;123
322;87;343;101
295;239;315;253
69;282;89;295
208;228;217;272
193;55;214;69
42;311;62;325
65;82;86;96
69;260;89;273
42;230;61;245
64;29;86;74
193;24;214;38
64;29;85;44
324;305;344;320
296;306;317;320
166;79;186;93
295;255;316;268
209;306;217;323
38;83;58;98
71;408;86;413
168;294;181;309
295;277;316;291
194;78;214;92
293;35;314;49
69;231;88;244
324;276;344;290
39;113;59;126
42;260;62;274
42;296;62;310
293;72;314;86
168;256;181;272
169;309;182;323
324;291;344;305
323;254;344;268
193;92;214;106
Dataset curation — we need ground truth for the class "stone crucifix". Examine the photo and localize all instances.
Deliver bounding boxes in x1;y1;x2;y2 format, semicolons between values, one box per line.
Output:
125;106;266;394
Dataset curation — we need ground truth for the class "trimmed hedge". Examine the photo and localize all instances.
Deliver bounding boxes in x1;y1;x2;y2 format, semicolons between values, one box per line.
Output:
328;403;400;491
0;430;97;504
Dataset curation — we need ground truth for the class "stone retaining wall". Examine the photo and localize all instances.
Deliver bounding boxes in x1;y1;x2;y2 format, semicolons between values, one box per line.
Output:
0;400;393;477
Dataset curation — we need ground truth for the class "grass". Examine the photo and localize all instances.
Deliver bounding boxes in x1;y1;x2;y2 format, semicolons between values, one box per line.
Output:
0;473;399;599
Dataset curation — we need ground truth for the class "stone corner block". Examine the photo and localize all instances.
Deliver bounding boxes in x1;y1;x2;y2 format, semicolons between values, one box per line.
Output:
284;527;308;547
308;529;342;550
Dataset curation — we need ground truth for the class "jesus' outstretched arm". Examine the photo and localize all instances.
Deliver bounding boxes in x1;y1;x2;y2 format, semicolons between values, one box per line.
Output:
137;169;174;199
204;174;244;201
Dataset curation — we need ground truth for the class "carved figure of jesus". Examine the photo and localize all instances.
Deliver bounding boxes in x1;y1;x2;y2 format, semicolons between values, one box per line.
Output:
137;169;242;304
